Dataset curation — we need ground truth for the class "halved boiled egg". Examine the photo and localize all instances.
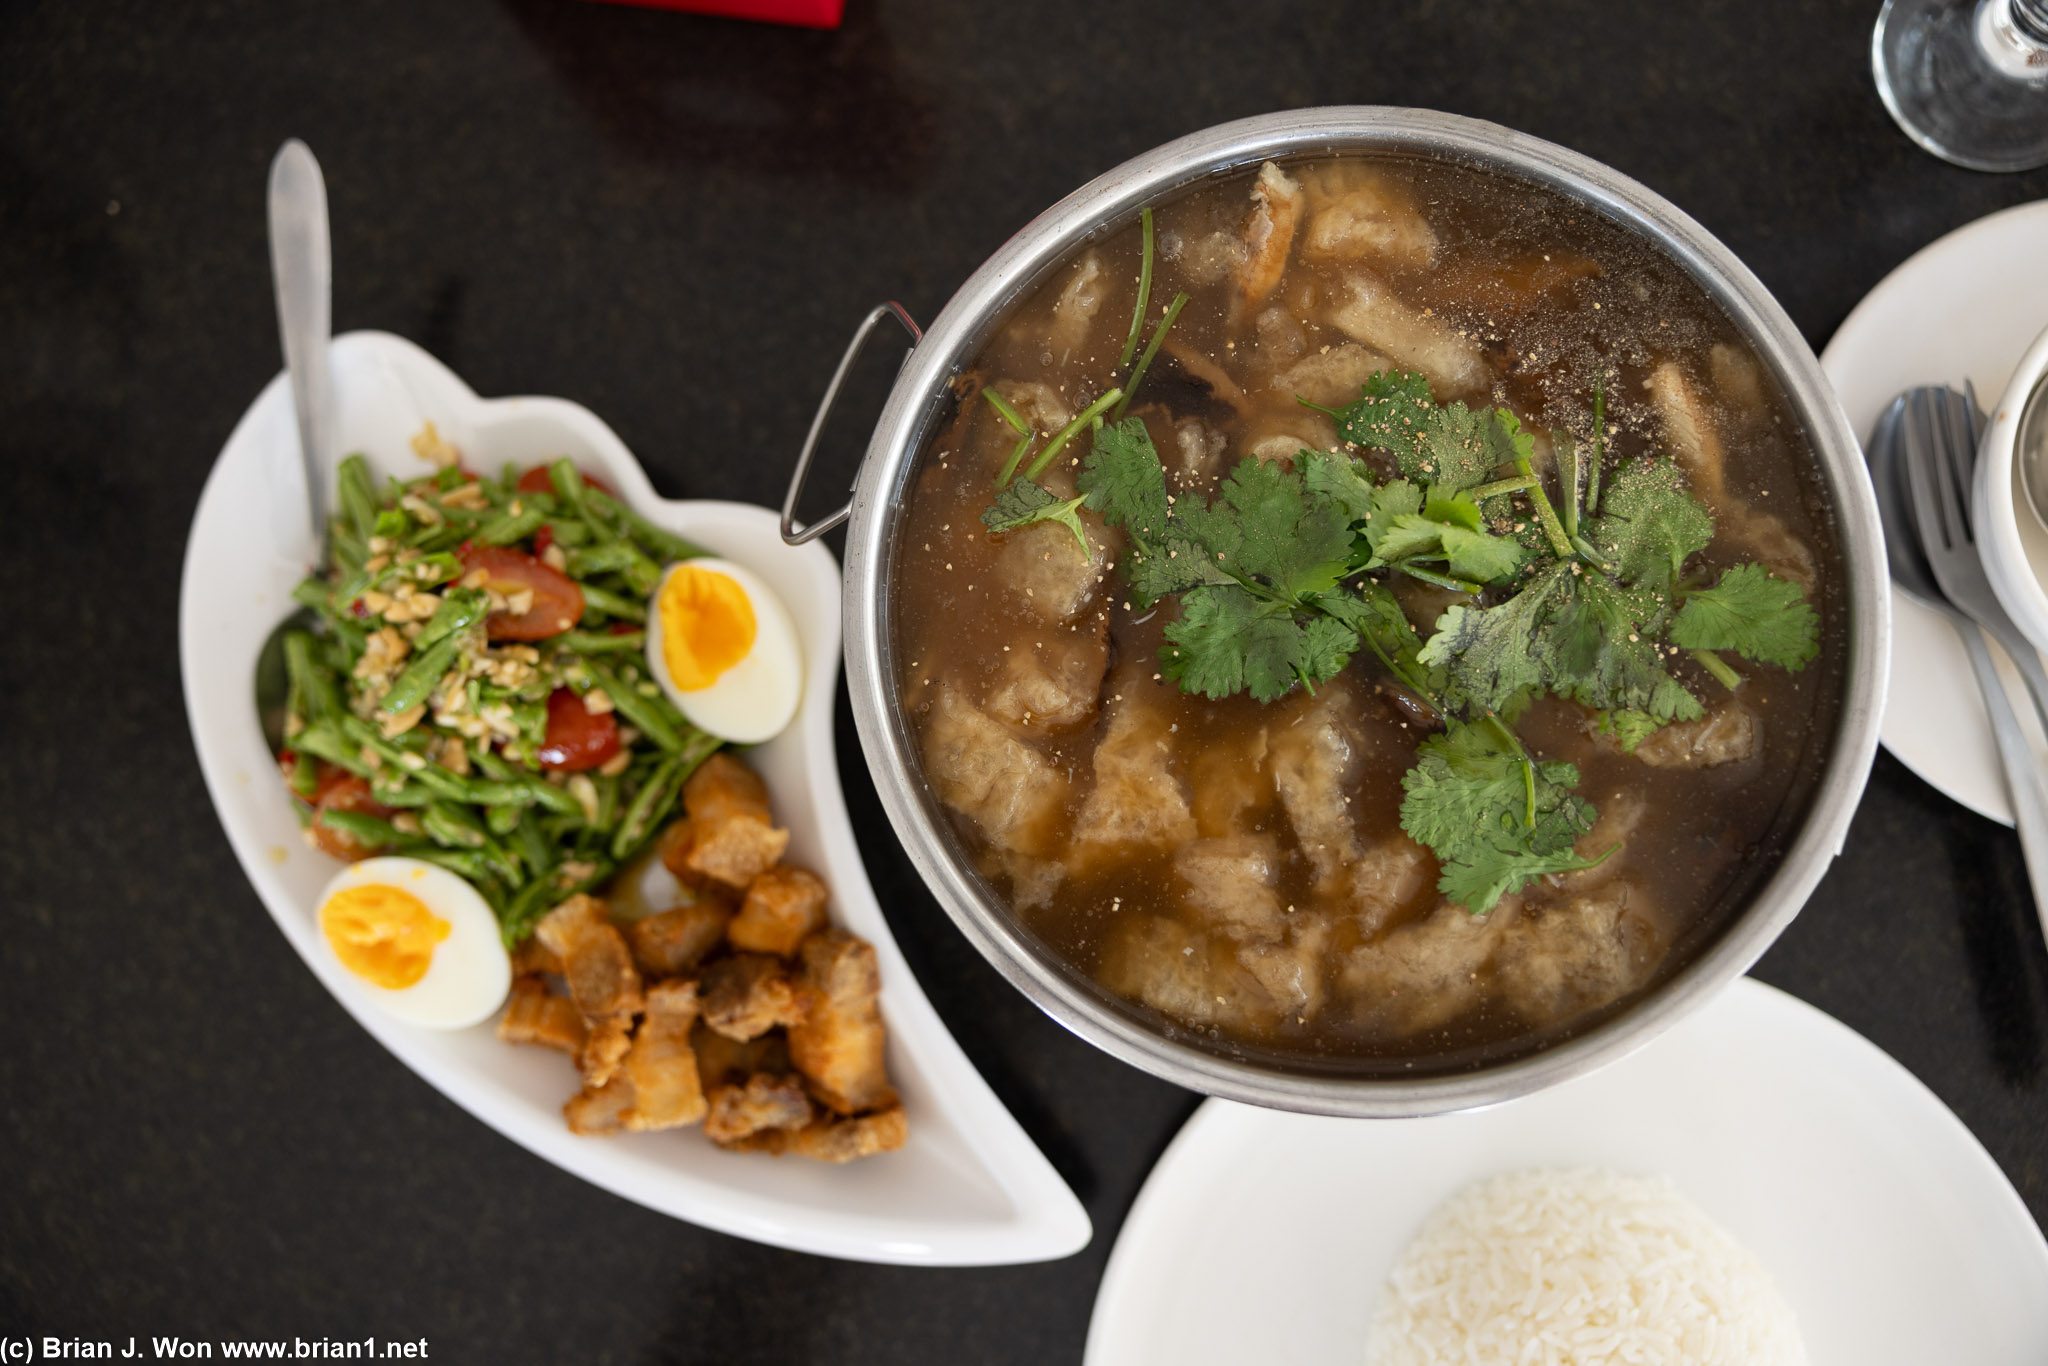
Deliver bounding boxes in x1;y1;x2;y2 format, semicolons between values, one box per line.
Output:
644;557;802;743
316;856;510;1029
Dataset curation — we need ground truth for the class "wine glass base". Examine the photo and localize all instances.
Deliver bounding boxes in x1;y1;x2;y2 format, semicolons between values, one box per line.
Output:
1874;0;2048;172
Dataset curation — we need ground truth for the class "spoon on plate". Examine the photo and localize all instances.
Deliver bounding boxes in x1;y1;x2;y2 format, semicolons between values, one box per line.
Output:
253;138;334;754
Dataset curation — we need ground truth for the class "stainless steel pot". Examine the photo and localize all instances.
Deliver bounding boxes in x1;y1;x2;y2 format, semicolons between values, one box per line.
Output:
788;107;1890;1118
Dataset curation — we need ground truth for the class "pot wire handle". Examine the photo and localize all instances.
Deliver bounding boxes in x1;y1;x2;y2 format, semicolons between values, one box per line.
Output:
782;300;922;546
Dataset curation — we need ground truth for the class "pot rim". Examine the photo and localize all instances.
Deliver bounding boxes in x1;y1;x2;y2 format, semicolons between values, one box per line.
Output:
840;106;1890;1118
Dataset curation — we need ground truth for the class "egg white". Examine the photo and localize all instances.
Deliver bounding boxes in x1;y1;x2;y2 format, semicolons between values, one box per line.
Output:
644;557;803;744
316;856;511;1030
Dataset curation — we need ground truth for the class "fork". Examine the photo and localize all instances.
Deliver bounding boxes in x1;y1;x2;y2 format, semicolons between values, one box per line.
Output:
1899;383;2048;924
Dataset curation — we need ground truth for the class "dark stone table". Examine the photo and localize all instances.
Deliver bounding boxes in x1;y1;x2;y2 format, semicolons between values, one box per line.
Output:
4;0;2044;1359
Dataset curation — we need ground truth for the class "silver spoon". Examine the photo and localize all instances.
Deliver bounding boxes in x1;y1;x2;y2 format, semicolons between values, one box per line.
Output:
253;138;334;753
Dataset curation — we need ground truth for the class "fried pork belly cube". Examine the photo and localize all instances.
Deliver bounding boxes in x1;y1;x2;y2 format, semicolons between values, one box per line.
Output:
704;1072;816;1146
1271;341;1394;410
669;754;792;890
690;1020;791;1090
1632;705;1759;770
1348;835;1433;937
578;1014;635;1089
510;938;563;977
727;865;830;958
628;899;733;977
1069;692;1197;870
700;953;815;1042
683;752;772;825
622;980;708;1132
994;518;1113;625
498;976;585;1055
1328;269;1489;400
535;894;644;1023
1176;836;1286;938
1235;161;1304;321
1340;900;1518;1036
984;615;1110;734
924;687;1070;858
1047;250;1109;364
668;812;791;893
1299;171;1440;270
783;1105;910;1164
788;930;894;1115
564;1075;635;1136
1270;685;1364;893
1497;881;1664;1026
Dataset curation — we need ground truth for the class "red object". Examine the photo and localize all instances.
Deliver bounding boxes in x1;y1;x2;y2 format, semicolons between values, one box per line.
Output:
514;464;614;497
532;523;554;556
536;688;623;772
456;544;585;641
581;0;843;28
310;777;397;861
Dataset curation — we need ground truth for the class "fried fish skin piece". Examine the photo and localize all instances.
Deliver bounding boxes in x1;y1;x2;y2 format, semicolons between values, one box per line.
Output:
699;953;815;1042
498;976;585;1055
535;893;644;1023
622;979;708;1132
788;930;894;1116
628;899;733;977
703;1071;814;1145
564;1074;635;1136
726;865;829;958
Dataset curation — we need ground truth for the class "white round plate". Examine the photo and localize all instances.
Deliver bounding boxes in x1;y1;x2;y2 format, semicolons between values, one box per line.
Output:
1085;978;2048;1365
180;331;1089;1265
1820;199;2048;825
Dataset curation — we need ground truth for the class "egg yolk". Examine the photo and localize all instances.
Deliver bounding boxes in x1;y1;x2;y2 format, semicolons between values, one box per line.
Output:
659;566;756;691
320;883;451;990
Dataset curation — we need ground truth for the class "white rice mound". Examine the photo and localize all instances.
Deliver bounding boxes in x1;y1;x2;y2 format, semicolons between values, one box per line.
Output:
1365;1168;1807;1366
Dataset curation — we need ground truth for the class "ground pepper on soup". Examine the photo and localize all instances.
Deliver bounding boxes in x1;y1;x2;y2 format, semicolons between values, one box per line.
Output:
890;153;1844;1072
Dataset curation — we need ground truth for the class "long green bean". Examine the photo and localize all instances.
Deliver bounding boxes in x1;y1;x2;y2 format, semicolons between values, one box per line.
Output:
580;658;683;752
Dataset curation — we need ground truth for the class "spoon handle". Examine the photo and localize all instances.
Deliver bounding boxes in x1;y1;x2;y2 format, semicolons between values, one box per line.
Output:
267;139;333;560
1958;619;2048;926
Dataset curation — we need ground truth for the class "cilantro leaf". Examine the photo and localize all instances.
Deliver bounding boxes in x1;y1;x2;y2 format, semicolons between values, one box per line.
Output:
1125;532;1233;607
1077;417;1170;540
1317;582;1440;700
1589;458;1714;586
1332;369;1509;495
1399;717;1600;913
1299;449;1381;524
1438;524;1526;584
1671;563;1820;671
1177;456;1355;600
1161;586;1346;703
1418;564;1574;713
1596;709;1664;753
980;479;1089;552
1299;613;1361;686
1539;576;1698;720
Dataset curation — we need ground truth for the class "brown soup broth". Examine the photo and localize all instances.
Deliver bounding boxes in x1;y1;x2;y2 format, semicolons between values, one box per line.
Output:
890;153;1844;1075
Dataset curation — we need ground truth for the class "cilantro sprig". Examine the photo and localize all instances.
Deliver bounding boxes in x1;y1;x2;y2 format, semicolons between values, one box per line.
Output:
974;366;1822;914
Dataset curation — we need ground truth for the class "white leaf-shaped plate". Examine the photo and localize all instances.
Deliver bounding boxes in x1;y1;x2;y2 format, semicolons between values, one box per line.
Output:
180;330;1089;1265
